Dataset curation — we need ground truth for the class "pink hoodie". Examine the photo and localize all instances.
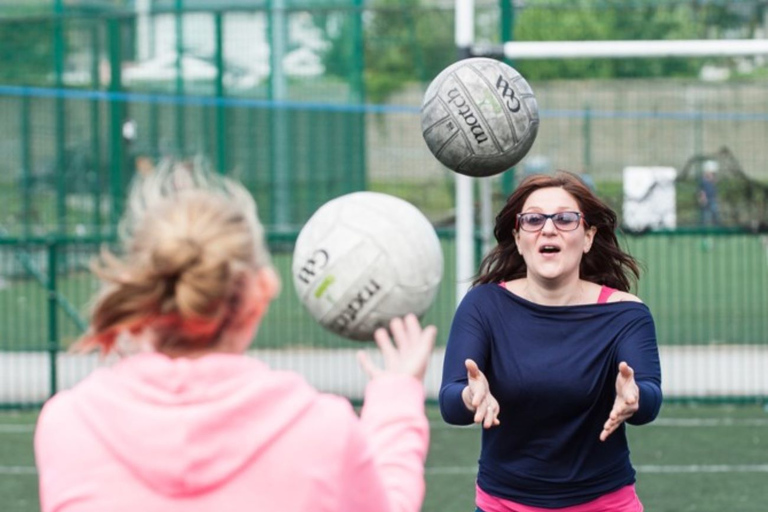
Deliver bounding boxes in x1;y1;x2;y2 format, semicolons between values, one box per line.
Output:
35;352;429;512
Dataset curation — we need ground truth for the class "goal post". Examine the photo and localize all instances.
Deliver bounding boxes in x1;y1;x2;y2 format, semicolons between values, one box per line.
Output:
482;39;768;60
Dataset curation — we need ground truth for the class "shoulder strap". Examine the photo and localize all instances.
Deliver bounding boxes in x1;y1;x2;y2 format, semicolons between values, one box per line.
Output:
597;286;618;304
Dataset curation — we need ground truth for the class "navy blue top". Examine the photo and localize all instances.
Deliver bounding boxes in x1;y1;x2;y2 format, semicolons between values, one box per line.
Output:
439;283;662;508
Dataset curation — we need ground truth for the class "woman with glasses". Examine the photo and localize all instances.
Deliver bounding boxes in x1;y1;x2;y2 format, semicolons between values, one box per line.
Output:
439;171;662;512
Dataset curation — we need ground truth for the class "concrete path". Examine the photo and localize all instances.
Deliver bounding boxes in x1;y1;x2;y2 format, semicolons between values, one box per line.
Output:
2;346;768;404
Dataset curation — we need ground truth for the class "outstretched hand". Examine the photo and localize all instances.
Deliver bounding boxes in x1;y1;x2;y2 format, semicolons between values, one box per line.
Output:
600;361;639;442
357;314;436;382
462;359;500;429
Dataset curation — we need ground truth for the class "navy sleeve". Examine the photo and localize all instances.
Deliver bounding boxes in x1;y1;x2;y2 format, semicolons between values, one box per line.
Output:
438;289;492;425
616;308;663;425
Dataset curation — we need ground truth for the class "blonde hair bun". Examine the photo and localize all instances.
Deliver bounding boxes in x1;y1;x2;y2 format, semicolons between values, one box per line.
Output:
80;157;272;354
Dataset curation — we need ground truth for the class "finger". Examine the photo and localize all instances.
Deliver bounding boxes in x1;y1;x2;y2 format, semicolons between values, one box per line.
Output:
416;324;437;359
604;408;619;428
357;350;378;379
601;407;633;441
388;317;407;349
373;326;397;361
600;419;617;441
470;384;487;408
483;402;499;429
614;413;632;424
421;324;437;348
465;359;480;379
619;361;634;379
402;313;421;347
473;406;484;424
472;400;492;427
610;399;634;419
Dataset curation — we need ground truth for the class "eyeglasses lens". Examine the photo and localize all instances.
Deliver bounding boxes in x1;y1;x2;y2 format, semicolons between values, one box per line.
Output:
519;212;581;232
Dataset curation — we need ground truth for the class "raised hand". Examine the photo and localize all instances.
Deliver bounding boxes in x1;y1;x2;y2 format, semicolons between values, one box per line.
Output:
462;359;500;429
357;314;437;382
600;361;639;442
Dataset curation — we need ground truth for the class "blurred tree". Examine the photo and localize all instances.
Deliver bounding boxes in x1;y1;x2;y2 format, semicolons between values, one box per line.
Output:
316;0;768;101
513;0;768;80
513;0;701;80
314;0;455;103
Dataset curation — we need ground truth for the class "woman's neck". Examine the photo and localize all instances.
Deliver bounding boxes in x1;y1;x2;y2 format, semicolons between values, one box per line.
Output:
519;276;589;306
126;330;245;359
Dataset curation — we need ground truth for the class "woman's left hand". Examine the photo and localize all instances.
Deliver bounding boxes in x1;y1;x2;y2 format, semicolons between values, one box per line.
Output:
600;362;639;442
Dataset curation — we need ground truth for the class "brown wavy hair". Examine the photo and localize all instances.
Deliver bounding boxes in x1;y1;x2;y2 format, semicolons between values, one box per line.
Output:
474;171;641;291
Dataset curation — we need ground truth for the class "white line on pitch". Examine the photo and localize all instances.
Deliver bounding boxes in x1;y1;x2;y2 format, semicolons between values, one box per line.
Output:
4;417;768;435
636;464;768;473
0;425;34;433
651;418;768;427
0;466;36;475
428;418;768;429
5;416;768;433
5;464;768;477
425;464;768;475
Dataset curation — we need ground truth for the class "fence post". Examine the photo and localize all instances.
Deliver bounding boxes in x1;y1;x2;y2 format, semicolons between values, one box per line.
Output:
47;241;59;398
500;0;516;196
54;0;67;235
175;0;186;155
20;94;32;239
91;21;103;235
214;10;227;174
268;0;292;229
107;16;124;232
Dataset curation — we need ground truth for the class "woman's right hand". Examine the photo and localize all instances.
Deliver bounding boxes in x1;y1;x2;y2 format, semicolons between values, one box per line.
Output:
357;314;436;382
462;359;501;429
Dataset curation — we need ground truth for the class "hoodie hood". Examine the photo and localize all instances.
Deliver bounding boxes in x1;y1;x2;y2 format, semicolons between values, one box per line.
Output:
69;352;317;497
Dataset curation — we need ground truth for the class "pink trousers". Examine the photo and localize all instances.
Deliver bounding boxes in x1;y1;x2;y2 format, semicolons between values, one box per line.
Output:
475;483;643;512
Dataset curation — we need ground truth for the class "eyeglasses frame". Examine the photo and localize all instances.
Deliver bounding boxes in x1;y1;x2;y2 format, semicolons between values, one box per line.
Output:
515;211;587;232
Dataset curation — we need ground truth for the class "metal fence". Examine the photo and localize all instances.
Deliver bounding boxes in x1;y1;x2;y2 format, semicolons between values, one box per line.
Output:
0;229;766;407
0;2;767;406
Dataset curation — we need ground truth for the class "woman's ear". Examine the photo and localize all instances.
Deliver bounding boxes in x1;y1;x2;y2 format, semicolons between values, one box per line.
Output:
247;266;281;319
225;266;281;353
583;226;597;253
255;265;281;303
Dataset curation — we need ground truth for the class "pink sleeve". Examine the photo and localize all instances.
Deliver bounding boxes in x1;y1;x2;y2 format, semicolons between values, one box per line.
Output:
35;393;94;512
337;375;429;512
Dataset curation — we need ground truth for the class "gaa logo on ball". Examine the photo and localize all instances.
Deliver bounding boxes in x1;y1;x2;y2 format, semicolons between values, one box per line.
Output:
421;57;539;177
292;192;443;342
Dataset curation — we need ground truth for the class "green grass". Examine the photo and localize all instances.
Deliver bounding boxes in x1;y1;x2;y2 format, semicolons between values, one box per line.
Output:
0;232;766;352
629;233;768;344
0;237;458;351
424;402;768;512
3;403;767;512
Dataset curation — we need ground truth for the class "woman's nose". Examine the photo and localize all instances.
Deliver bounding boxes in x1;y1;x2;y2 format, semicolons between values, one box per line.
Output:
541;217;557;233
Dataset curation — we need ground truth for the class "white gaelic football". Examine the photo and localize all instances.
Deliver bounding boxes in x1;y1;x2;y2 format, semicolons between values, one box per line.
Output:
421;57;539;177
292;192;443;342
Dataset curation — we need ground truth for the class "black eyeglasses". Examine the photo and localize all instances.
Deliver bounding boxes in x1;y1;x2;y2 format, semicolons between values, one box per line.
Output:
516;211;585;232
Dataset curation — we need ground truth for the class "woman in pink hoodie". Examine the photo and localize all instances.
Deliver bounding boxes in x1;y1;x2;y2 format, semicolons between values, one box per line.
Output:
34;160;436;512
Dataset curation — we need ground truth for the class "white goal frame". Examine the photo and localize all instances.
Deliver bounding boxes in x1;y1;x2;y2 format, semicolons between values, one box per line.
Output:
453;0;768;305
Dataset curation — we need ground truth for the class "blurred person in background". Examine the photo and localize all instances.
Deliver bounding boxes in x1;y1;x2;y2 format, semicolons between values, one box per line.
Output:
698;159;721;227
